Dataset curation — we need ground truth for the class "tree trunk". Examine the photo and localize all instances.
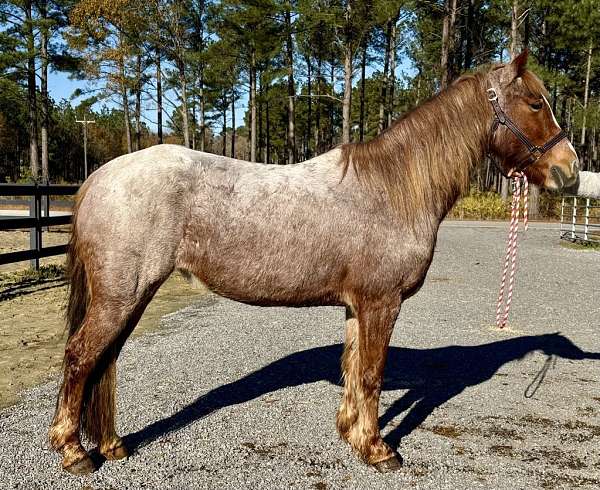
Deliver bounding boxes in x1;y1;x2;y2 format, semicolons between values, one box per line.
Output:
342;47;352;143
510;0;525;56
387;15;398;128
40;0;49;182
118;39;132;154
135;54;142;151
581;40;593;149
25;0;39;179
199;70;205;151
120;80;132;154
305;52;312;158
250;49;257;162
197;0;205;151
528;184;540;219
440;0;458;89
359;40;367;142
231;88;236;158
266;86;271;164
259;71;264;162
156;49;163;144
179;63;190;148
341;0;353;144
463;0;475;70
329;57;335;148
285;5;296;164
378;17;392;134
500;174;510;200
191;101;196;150
592;126;598;165
222;108;226;156
315;56;321;153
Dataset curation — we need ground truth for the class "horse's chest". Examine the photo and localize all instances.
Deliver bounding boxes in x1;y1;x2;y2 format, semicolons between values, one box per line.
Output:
382;233;436;296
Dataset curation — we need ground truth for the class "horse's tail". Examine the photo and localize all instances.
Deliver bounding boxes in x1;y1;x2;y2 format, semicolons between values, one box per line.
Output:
64;185;116;444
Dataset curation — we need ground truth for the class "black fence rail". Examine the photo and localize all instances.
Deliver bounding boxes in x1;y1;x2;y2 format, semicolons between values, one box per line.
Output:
0;183;79;269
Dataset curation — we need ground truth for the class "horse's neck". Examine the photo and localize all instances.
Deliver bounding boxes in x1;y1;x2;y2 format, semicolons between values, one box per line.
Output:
407;79;492;225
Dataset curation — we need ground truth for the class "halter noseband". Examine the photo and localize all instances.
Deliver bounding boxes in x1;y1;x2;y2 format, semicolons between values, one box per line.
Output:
487;86;567;178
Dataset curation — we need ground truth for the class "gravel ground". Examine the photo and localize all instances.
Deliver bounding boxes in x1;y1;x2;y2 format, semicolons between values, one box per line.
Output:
1;221;600;489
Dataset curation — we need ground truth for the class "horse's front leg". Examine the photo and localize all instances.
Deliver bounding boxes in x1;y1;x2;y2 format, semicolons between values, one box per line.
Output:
337;296;402;472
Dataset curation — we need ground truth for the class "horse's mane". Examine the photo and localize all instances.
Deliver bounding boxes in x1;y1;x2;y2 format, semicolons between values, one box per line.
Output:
340;69;502;228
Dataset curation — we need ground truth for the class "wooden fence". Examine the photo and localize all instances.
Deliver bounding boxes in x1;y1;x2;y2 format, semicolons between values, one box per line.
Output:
0;183;79;269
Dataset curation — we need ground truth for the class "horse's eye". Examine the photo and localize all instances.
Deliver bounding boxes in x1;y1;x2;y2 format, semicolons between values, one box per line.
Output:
530;101;543;111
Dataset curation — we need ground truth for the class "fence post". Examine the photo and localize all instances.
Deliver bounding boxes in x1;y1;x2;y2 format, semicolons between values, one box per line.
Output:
571;197;577;240
29;185;40;270
36;186;42;269
584;198;590;241
560;196;565;236
42;183;49;231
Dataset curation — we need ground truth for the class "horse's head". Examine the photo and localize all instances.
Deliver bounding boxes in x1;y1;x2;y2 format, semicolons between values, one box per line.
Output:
486;50;578;190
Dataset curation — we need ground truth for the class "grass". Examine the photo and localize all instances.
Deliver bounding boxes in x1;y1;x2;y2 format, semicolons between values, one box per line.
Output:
560;240;600;251
0;264;65;289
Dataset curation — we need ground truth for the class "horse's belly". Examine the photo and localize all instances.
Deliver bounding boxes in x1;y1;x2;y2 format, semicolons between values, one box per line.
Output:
177;228;346;306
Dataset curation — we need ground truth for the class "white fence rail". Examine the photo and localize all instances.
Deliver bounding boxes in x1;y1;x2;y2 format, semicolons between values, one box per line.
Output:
560;196;600;244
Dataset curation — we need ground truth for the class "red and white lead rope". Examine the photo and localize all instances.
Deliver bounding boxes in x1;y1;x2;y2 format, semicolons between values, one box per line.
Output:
496;172;529;328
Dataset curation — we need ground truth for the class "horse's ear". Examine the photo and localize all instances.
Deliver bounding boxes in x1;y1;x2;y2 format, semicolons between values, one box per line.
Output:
512;49;529;75
501;49;529;85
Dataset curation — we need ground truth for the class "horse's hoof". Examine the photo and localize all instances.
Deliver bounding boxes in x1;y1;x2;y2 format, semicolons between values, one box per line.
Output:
374;454;403;473
63;454;96;475
103;443;129;461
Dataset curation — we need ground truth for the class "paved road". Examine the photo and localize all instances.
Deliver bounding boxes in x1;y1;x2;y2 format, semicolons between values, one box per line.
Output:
1;221;600;489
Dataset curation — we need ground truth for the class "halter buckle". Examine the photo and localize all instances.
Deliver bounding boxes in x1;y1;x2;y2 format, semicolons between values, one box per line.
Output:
532;147;544;159
487;88;498;101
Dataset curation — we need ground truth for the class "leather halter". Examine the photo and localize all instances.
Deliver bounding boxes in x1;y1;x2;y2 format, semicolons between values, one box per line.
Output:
487;87;567;178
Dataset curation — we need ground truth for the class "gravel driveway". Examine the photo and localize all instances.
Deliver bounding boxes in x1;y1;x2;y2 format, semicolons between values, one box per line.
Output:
1;221;600;489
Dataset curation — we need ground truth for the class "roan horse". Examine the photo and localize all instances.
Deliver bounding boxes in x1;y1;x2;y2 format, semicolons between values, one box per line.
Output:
49;51;578;474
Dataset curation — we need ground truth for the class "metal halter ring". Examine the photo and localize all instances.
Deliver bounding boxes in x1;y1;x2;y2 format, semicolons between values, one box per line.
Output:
486;88;498;102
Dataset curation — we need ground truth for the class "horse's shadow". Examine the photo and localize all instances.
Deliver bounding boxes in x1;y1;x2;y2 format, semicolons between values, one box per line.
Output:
121;332;600;457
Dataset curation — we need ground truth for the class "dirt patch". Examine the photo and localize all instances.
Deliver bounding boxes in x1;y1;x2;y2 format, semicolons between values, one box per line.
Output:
520;414;554;428
0;229;69;273
489;444;514;457
421;424;464;439
486;425;525;441
520;414;600;443
0;271;205;408
522;447;587;471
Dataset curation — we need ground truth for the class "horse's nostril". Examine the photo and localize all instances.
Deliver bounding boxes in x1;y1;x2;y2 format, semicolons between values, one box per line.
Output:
571;159;580;174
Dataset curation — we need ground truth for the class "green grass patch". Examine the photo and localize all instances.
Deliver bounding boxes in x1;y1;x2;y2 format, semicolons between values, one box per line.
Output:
560;240;600;251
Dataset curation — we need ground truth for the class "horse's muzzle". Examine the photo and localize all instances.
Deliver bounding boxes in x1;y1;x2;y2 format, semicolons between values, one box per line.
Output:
551;160;579;190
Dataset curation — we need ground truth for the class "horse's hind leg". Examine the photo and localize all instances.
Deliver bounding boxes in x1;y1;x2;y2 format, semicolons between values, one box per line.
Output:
49;274;169;474
50;303;128;473
337;296;402;472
